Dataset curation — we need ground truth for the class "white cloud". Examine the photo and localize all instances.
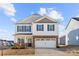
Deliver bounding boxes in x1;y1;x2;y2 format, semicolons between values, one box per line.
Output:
0;28;14;40
59;31;66;37
38;8;47;15
11;18;17;23
59;24;66;37
0;3;16;16
0;29;8;33
0;3;17;23
59;24;65;30
38;8;64;21
48;10;64;21
0;3;16;40
0;29;8;39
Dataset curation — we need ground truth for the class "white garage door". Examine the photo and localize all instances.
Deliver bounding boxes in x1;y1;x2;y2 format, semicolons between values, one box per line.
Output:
35;38;56;48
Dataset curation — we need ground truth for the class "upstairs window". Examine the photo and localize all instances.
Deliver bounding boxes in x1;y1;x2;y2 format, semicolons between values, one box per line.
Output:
17;26;31;32
25;26;31;32
37;24;44;31
17;26;23;32
47;25;55;31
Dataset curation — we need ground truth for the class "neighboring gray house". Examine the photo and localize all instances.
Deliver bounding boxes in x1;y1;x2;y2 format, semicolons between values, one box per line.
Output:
65;17;79;45
60;35;66;45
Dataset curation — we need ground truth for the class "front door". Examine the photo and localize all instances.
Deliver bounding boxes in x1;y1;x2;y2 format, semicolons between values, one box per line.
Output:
28;38;32;47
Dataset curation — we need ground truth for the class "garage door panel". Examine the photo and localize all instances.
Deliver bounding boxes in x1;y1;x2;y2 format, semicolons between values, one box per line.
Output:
35;38;56;48
35;41;46;48
45;41;56;48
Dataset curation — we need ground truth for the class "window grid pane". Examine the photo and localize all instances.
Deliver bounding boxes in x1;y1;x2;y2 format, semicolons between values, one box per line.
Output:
17;26;23;32
37;24;44;31
26;26;31;32
47;25;54;31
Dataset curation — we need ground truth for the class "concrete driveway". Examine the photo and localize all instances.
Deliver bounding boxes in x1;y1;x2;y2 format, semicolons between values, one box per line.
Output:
35;48;72;56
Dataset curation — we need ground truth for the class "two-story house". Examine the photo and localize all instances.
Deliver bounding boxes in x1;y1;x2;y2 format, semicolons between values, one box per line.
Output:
14;14;58;48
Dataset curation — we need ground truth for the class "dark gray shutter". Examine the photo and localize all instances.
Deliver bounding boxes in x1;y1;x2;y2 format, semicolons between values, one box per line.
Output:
53;25;55;31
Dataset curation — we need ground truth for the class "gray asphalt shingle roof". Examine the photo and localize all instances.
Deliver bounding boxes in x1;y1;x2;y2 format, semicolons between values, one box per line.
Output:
72;17;79;21
17;14;43;23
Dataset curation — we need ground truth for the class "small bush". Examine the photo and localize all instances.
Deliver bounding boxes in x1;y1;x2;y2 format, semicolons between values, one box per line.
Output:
19;45;25;49
11;44;26;49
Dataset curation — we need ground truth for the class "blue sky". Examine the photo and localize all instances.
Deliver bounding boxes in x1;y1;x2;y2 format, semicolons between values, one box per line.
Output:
0;3;79;40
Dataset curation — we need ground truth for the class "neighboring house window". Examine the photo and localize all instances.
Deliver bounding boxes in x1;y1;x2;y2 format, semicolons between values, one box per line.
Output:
47;25;55;31
17;26;23;32
37;24;44;31
76;36;79;40
25;26;31;32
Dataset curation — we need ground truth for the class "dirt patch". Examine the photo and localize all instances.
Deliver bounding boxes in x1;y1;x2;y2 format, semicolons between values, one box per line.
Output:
0;49;35;56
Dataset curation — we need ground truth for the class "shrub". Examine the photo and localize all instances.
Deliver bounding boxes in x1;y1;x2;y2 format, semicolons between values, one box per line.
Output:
19;45;25;49
11;44;26;49
11;45;18;49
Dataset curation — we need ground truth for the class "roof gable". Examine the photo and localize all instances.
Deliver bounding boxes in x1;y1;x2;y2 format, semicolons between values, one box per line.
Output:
16;14;57;24
65;17;79;30
34;16;57;23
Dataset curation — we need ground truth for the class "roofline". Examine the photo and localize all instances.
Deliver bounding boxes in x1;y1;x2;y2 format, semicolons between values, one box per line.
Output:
15;14;42;24
65;17;79;30
15;15;32;24
15;16;58;24
65;18;72;30
34;16;58;23
15;23;32;24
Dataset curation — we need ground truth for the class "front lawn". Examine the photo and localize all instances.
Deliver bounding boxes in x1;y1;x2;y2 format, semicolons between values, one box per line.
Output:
0;48;35;56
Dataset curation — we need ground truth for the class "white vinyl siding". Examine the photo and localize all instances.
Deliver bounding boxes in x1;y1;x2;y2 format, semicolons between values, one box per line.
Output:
33;23;58;35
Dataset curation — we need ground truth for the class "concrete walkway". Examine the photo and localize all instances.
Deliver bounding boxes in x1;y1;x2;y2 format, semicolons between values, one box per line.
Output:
35;48;72;56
